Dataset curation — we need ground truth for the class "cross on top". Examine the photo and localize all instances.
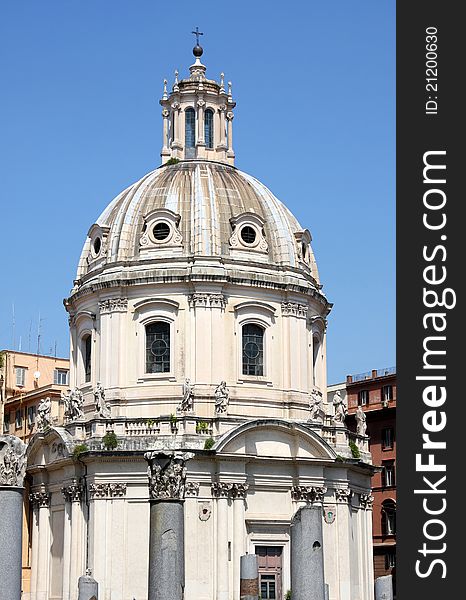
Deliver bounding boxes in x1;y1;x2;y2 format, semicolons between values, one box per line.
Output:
191;27;204;45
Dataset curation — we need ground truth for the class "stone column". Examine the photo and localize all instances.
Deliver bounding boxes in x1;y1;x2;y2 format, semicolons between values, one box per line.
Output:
375;575;393;600
62;478;85;600
161;108;170;156
145;451;194;600
212;482;232;600
232;483;249;600
240;554;259;600
291;505;325;600
31;489;51;600
62;501;72;600
0;436;27;600
197;98;205;147
226;111;235;159
217;105;227;151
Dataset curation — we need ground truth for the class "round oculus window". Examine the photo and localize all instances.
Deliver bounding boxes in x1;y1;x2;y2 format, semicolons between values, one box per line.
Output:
243;341;260;359
240;225;257;245
150;339;169;356
153;222;171;241
93;237;101;255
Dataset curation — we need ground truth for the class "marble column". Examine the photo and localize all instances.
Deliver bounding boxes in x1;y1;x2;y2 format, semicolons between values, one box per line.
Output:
62;478;85;600
0;486;24;600
226;111;234;158
212;482;232;600
232;484;249;600
291;505;325;600
145;451;193;600
31;489;51;600
0;436;27;600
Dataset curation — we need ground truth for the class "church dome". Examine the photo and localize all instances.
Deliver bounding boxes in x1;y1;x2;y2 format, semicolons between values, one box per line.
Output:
76;159;320;288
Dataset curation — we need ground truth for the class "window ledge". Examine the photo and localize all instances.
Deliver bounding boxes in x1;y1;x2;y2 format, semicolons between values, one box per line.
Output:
237;376;273;386
137;374;176;383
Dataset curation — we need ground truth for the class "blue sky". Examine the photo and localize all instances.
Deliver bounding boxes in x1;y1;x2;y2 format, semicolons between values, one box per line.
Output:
0;1;395;384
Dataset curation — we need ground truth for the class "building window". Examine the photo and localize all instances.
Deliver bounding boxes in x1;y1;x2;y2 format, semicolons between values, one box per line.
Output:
383;385;393;402
15;409;23;429
146;322;171;373
82;335;92;383
15;367;26;387
27;406;37;428
382;461;396;487
385;550;396;569
312;335;320;385
3;412;10;433
382;427;394;450
54;369;69;385
382;500;396;535
204;109;214;148
185;108;195;148
358;390;369;405
242;323;264;376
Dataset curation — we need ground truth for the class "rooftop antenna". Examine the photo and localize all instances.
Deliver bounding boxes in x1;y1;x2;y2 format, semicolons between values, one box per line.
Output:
28;318;33;353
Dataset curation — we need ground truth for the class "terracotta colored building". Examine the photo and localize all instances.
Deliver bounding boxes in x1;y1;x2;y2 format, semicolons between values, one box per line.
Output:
0;349;69;595
346;367;396;586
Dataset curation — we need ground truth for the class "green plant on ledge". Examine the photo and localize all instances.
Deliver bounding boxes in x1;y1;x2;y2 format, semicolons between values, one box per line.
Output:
349;440;361;459
204;437;215;450
196;421;209;434
170;414;178;428
165;157;180;165
146;418;156;429
72;443;89;459
285;590;292;600
102;431;118;451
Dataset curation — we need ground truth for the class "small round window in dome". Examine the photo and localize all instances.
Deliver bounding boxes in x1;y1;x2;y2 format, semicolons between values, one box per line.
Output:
153;222;171;241
243;341;260;359
93;237;102;255
150;339;169;356
240;226;257;245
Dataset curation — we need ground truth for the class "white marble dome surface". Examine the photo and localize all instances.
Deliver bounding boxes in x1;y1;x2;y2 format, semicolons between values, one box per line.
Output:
76;159;320;287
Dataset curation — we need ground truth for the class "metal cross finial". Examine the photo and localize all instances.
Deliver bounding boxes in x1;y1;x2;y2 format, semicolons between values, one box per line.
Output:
192;27;204;45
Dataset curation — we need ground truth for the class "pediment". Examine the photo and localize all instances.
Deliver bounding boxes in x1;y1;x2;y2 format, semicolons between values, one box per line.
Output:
214;419;336;460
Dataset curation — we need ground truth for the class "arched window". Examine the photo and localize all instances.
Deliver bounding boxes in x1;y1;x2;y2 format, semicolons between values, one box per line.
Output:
185;108;195;148
382;500;396;535
82;334;92;383
204;109;214;148
242;324;264;376
146;322;170;373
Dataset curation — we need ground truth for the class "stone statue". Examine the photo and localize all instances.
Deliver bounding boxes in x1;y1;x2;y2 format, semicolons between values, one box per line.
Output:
178;378;194;412
144;451;194;500
0;436;27;487
36;396;52;431
94;382;111;418
309;389;324;422
355;405;367;436
63;388;84;421
332;390;347;425
214;381;229;414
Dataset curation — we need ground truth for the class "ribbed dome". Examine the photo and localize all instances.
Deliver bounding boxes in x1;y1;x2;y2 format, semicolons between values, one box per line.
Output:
76;160;319;285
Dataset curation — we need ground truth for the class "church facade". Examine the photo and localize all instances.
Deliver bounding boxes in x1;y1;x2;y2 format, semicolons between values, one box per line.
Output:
1;41;375;600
